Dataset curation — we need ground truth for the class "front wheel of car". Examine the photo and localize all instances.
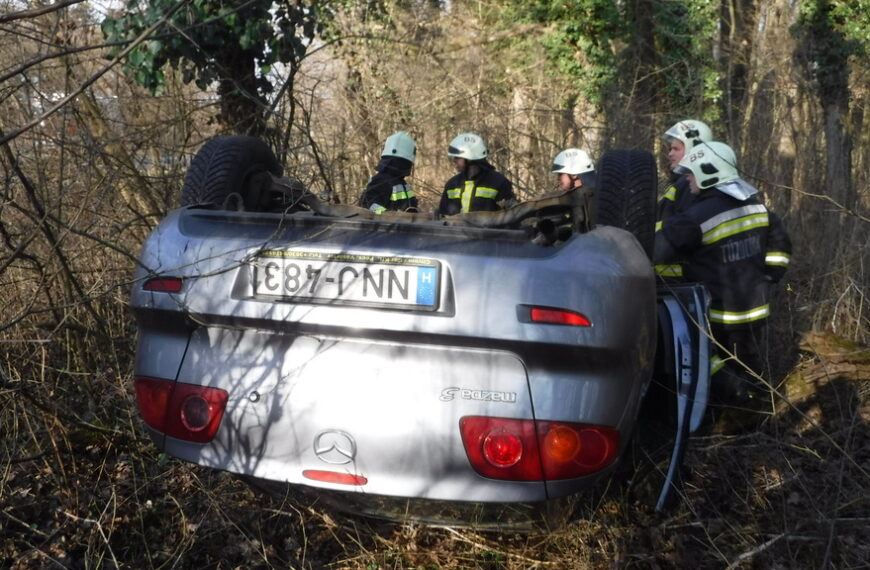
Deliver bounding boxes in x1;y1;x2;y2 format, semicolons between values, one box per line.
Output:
180;136;283;211
596;149;657;258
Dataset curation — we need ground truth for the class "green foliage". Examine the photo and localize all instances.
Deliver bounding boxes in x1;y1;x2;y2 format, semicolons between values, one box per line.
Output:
504;0;623;106
830;0;870;49
792;0;861;104
653;0;720;112
503;0;720;119
101;0;325;97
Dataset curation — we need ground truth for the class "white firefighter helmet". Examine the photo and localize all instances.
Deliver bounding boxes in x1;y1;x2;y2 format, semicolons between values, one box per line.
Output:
675;141;740;190
551;148;595;175
381;131;416;163
663;119;713;150
447;133;488;161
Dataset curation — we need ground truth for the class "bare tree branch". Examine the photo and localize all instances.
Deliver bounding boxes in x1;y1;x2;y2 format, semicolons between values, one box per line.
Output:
0;0;87;25
0;0;192;147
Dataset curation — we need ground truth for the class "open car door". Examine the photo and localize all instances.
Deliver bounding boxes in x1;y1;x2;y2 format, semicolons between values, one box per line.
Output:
655;283;711;510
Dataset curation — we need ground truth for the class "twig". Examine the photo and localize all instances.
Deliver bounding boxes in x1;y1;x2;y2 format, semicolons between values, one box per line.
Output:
2;510;51;538
62;510;120;568
727;533;785;568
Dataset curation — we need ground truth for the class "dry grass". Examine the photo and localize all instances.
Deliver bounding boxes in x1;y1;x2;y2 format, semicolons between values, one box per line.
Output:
2;329;868;569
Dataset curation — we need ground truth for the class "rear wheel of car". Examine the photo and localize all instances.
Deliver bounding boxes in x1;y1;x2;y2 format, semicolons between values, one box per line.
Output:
596;149;657;258
180;136;283;211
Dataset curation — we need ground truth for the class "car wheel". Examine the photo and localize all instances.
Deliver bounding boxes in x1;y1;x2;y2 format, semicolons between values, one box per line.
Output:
595;149;657;258
180;136;283;211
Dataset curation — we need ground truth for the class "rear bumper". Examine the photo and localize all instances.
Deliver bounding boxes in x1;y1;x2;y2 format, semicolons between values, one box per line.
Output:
242;475;586;531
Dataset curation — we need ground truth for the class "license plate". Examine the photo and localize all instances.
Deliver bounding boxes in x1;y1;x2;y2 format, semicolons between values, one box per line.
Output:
253;250;440;310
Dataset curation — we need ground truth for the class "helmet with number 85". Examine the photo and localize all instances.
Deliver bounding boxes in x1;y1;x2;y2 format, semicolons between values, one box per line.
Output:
447;133;489;161
551;148;594;175
674;141;738;189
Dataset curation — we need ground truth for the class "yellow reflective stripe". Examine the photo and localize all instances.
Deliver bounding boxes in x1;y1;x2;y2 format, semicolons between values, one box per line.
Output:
709;304;770;324
655;264;683;277
372;205;387;214
700;204;767;233
475;187;499;199
711;355;726;375
655;220;663;232
664;186;677;201
702;213;769;245
461;181;474;213
391;183;413;201
446;188;461;199
765;251;790;266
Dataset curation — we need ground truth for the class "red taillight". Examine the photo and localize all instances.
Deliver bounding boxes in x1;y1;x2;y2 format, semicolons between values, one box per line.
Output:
134;377;228;443
135;377;172;430
483;431;524;467
143;277;183;292
459;417;542;481
529;307;591;327
303;470;368;486
459;416;619;481
180;395;212;432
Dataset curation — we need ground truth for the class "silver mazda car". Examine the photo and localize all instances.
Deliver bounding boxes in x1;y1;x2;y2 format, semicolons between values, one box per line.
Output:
131;136;710;528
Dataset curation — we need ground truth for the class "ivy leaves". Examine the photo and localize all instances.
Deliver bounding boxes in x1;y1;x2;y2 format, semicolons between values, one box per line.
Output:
508;0;624;106
505;0;719;116
792;0;862;104
101;0;324;97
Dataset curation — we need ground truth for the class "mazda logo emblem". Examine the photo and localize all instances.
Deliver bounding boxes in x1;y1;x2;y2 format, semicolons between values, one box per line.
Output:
313;430;356;465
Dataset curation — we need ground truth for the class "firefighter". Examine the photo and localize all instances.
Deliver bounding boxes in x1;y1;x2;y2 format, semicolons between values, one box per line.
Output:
358;131;418;213
551;148;597;191
656;119;714;279
654;141;792;405
439;132;514;216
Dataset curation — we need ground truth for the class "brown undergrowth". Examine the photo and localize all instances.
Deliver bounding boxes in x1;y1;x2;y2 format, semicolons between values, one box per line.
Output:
1;331;867;569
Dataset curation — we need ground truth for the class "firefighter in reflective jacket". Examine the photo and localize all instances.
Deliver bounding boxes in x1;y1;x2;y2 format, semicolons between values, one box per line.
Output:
656;119;714;279
439;133;514;216
358;131;418;214
654;141;792;404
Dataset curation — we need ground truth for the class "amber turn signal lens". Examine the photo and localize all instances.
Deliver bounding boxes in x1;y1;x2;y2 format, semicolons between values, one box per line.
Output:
543;425;581;463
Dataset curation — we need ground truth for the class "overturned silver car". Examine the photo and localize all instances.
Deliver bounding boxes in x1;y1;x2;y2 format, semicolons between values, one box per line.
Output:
131;136;710;528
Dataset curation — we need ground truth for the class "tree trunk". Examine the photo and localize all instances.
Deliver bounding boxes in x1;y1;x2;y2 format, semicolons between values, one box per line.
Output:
217;47;267;137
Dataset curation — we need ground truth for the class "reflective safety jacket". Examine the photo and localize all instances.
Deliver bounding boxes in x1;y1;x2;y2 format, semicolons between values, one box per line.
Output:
439;163;514;216
658;187;792;328
358;157;417;213
655;175;695;279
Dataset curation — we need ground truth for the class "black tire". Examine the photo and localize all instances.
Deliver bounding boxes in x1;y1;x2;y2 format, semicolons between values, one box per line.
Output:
596;149;657;258
180;136;283;211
